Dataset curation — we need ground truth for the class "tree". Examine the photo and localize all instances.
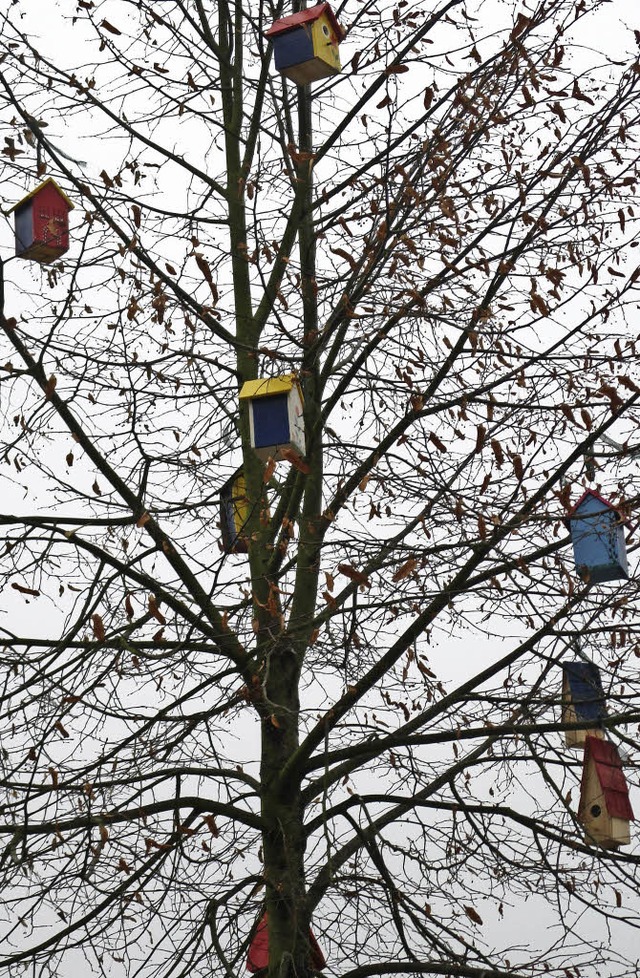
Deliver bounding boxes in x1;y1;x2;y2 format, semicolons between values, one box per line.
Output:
1;0;640;976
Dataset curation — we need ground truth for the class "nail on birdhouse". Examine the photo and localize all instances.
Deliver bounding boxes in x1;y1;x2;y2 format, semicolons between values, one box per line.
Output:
239;374;305;463
9;178;74;264
246;914;326;973
578;735;634;849
564;489;630;583
220;470;250;554
264;3;345;85
561;662;606;748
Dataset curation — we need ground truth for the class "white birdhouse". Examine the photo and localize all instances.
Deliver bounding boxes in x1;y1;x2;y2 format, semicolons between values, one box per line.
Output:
239;374;305;462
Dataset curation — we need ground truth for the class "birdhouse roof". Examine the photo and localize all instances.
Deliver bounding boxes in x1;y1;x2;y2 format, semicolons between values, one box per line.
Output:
247;915;326;973
581;736;634;821
8;177;75;214
239;373;303;401
562;662;607;721
563;488;630;532
264;3;344;40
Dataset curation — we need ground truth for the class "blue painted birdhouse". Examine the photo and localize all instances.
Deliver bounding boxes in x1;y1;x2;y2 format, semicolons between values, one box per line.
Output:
561;662;606;747
9;178;74;264
239;374;305;462
220;470;250;554
565;489;629;583
265;3;344;85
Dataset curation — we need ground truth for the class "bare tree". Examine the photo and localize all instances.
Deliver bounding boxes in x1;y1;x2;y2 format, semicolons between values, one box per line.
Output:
1;1;640;977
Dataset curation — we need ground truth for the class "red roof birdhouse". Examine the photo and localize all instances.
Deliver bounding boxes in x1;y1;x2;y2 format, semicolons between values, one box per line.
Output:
10;178;74;264
247;915;326;973
265;3;344;85
578;736;634;849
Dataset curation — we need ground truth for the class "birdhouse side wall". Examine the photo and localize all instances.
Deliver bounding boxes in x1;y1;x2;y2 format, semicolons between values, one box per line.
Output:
272;26;314;71
287;386;306;458
14;203;34;256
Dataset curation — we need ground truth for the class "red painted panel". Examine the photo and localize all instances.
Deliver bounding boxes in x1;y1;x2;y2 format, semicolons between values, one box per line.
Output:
247;915;326;973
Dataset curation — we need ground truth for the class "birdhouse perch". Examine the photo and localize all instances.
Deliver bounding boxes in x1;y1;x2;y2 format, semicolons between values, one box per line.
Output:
565;489;630;583
9;178;74;264
265;3;344;85
561;662;606;747
239;374;305;463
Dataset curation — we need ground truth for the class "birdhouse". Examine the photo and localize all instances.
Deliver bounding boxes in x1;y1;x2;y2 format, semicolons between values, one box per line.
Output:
239;374;305;463
220;470;250;554
561;662;606;747
247;914;326;973
578;736;634;848
264;3;344;85
9;178;74;264
564;489;629;583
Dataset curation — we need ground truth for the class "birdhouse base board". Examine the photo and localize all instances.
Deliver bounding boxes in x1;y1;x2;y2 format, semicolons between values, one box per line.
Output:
582;815;630;849
577;562;629;583
253;442;304;463
15;243;68;264
280;56;340;84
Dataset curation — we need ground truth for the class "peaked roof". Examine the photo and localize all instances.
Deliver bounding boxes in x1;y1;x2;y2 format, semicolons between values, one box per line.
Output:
265;3;344;39
247;915;326;973
564;488;630;533
567;489;621;518
562;662;607;722
581;736;634;821
8;177;75;213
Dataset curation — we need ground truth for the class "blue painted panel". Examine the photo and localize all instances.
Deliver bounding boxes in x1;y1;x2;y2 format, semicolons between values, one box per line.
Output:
14;203;33;256
563;662;606;721
273;27;314;70
570;497;628;582
252;393;290;449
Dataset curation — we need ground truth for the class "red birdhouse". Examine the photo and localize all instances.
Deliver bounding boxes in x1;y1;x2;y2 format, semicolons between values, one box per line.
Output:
578;736;634;849
10;178;74;264
246;915;326;973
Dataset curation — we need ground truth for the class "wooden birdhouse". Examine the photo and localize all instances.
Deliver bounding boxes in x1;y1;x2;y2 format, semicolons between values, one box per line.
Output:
247;914;326;973
578;736;634;848
561;662;606;747
9;178;74;264
239;374;305;463
264;3;344;85
220;470;250;554
565;489;629;583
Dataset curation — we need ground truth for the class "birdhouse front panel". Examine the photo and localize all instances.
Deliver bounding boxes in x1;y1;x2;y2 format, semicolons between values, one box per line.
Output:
578;736;634;848
311;11;341;74
567;489;629;583
11;178;74;264
253;393;290;450
561;662;606;747
220;471;249;554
